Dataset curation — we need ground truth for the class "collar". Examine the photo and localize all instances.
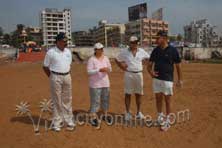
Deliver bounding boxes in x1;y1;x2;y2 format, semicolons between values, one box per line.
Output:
128;47;140;53
55;46;66;53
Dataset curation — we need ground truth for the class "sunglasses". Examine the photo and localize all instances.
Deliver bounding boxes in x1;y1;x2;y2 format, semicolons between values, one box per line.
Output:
130;41;138;44
95;48;103;50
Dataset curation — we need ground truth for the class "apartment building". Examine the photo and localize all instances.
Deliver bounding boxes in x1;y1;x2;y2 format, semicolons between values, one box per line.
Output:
41;8;72;47
125;18;169;46
184;19;219;47
93;20;125;47
72;30;94;47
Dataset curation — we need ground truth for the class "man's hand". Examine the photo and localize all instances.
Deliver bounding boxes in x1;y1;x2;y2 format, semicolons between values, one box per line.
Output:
142;59;149;65
99;67;109;73
43;66;50;77
149;71;159;78
119;62;128;71
176;80;183;88
115;59;128;71
175;63;183;88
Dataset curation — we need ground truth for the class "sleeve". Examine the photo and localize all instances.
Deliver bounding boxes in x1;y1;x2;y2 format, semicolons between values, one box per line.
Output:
87;57;99;75
149;48;156;62
173;48;181;64
106;57;112;72
142;49;150;59
43;51;51;67
116;49;125;62
69;50;73;64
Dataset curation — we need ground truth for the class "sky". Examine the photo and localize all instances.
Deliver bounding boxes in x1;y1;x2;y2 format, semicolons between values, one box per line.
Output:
0;0;221;35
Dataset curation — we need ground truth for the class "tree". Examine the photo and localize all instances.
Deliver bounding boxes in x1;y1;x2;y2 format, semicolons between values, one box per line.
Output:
3;34;11;45
0;27;3;36
10;24;26;47
16;24;25;34
177;34;183;41
169;36;177;42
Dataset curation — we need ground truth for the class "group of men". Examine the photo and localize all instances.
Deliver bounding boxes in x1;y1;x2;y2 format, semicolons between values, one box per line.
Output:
43;31;183;132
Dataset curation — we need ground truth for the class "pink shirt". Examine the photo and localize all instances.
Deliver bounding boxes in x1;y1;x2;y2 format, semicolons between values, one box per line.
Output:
87;56;112;88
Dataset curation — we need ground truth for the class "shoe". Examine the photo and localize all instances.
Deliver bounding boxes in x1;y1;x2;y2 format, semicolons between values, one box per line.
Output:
52;121;63;132
157;113;165;126
53;126;61;132
125;112;132;121
66;122;76;131
135;112;145;120
160;120;171;131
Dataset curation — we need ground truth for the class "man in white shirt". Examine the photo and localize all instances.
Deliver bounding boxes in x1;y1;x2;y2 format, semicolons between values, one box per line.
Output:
43;33;75;132
115;36;150;121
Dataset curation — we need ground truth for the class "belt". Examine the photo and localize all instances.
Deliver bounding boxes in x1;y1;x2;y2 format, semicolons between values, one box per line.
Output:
51;71;70;75
126;70;143;73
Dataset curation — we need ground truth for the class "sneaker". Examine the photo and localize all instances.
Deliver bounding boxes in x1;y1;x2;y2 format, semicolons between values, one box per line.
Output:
135;112;145;120
66;122;76;131
157;113;165;126
160;120;171;131
125;112;132;121
52;121;63;132
53;126;61;132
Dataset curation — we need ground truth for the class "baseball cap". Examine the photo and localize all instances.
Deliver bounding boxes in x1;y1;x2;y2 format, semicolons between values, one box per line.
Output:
55;32;68;42
94;42;104;49
129;36;139;42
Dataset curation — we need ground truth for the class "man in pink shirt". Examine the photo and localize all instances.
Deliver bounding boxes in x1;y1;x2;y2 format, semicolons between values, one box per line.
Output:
87;43;112;128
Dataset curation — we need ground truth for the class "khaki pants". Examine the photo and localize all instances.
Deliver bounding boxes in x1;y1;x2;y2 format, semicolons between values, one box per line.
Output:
124;72;144;95
50;73;73;127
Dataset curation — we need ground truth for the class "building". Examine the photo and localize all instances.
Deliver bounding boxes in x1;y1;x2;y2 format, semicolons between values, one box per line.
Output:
184;19;219;47
93;20;125;47
72;30;94;47
40;8;72;47
26;27;42;45
125;18;169;46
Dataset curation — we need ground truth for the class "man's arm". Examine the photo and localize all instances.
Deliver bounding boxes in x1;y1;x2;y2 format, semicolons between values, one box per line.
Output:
147;61;158;78
175;63;183;87
115;59;127;71
43;66;50;77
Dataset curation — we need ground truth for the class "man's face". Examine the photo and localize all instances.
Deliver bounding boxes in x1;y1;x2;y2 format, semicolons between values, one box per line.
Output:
57;39;67;49
156;36;167;46
130;41;138;49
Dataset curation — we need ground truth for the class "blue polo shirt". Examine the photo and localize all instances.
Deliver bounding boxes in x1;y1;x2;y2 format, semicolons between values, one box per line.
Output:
149;45;181;82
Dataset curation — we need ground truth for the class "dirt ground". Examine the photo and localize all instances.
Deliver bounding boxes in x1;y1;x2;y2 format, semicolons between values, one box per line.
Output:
0;62;222;148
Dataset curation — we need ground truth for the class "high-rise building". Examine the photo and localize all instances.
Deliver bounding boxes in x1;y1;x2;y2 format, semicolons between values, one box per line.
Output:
72;30;94;47
93;20;125;47
125;18;169;46
184;19;219;47
40;8;72;47
128;3;148;22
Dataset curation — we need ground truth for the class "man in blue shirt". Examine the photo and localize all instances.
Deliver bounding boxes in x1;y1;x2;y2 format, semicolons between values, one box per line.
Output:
147;31;183;131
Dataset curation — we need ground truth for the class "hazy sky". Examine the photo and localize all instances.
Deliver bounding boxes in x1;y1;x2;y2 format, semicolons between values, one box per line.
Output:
0;0;221;35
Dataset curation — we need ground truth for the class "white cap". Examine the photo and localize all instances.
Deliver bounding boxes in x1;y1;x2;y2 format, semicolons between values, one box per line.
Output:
129;36;138;42
94;42;104;49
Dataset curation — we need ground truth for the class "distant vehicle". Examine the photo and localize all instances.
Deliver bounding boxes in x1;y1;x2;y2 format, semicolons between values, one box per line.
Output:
184;42;202;48
1;44;10;48
32;46;41;52
170;41;184;48
68;44;76;48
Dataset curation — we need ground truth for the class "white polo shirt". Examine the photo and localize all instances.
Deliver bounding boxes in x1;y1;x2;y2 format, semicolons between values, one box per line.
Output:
43;47;72;73
116;48;150;72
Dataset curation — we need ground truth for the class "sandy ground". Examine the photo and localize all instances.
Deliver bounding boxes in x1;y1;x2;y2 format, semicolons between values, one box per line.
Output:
0;62;222;148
